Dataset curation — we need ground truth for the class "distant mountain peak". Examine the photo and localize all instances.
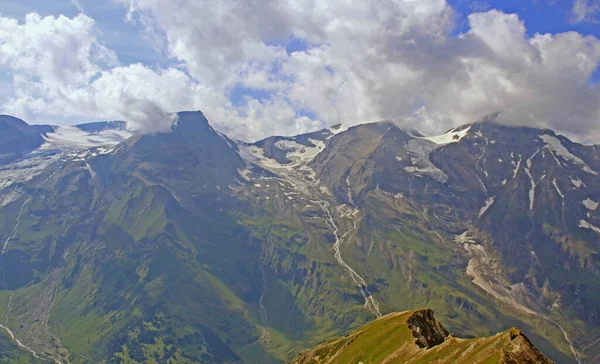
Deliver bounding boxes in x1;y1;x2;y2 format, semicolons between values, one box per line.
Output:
0;114;28;126
0;114;50;158
171;110;209;131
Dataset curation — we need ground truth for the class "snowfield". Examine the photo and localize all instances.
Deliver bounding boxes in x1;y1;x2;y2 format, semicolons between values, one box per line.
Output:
41;126;133;151
418;125;471;145
0;125;133;191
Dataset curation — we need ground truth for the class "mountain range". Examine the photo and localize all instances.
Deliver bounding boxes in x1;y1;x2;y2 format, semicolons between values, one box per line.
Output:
0;111;598;363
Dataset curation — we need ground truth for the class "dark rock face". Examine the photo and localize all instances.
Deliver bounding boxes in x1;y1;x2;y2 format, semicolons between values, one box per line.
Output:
256;136;292;163
0;115;48;157
406;309;449;348
98;110;246;209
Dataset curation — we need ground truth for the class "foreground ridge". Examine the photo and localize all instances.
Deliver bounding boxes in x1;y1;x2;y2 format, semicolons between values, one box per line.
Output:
290;309;553;364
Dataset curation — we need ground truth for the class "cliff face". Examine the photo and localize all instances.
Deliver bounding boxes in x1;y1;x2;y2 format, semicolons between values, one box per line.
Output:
290;309;554;364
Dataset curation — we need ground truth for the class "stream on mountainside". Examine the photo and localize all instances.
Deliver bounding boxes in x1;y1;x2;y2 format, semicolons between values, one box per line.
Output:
318;201;382;318
0;169;64;363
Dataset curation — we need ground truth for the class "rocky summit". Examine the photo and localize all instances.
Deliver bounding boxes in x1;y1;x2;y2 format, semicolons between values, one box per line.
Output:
0;111;598;363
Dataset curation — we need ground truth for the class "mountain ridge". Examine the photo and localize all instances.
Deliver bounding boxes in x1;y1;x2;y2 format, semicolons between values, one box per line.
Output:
290;308;553;364
0;110;597;363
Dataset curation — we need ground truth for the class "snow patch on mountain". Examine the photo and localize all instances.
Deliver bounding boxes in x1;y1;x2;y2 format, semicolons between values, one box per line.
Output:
404;139;448;183
570;177;584;188
274;139;325;165
65;146;118;162
582;198;598;210
85;163;96;179
511;153;522;178
524;151;545;210
478;197;495;219
539;135;597;175
236;138;325;196
579;220;600;234
418;125;471;145
0;124;132;191
238;144;293;171
543;144;563;168
552;178;564;199
327;124;349;137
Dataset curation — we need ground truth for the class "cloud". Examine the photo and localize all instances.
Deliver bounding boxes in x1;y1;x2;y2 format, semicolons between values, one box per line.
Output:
0;13;179;134
0;13;116;86
70;0;85;14
117;96;175;133
1;2;600;143
0;14;316;138
572;0;600;23
115;0;600;142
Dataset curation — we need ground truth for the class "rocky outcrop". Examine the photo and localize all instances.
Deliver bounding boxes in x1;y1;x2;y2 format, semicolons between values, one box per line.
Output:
500;328;555;364
406;308;449;348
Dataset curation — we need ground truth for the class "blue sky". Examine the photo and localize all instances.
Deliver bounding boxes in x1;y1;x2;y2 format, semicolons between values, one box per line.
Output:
0;0;599;142
452;0;599;35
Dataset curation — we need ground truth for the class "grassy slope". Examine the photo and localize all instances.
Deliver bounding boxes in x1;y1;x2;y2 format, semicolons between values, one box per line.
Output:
235;197;369;360
334;189;576;363
227;180;579;363
291;310;552;364
0;176;577;363
0;169;265;362
0;330;47;363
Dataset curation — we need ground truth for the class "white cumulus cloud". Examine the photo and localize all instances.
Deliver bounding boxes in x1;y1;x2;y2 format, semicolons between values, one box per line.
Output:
0;1;599;143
